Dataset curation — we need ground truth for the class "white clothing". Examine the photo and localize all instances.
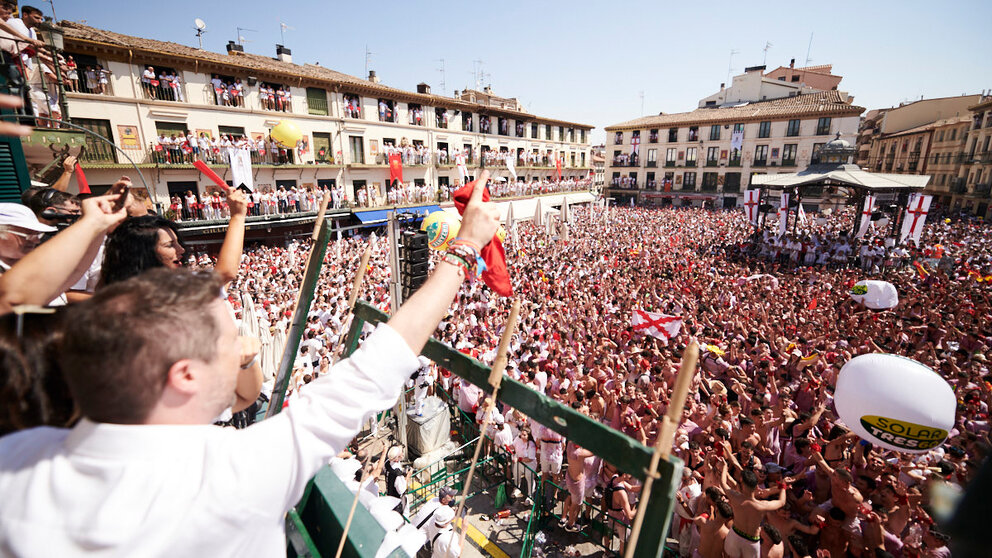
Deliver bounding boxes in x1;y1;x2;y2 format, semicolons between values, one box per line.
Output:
430;527;460;558
0;324;420;558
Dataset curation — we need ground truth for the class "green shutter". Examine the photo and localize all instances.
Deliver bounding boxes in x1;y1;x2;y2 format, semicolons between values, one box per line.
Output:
306;88;328;116
0;136;29;203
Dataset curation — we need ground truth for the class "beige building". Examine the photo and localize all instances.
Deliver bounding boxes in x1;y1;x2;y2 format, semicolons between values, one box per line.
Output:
605;66;862;208
859;94;983;212
955;96;992;217
764;62;843;92
51;22;592;207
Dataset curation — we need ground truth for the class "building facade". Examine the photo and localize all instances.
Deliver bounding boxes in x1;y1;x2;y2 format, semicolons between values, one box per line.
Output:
955;96;992;217
604;67;862;208
55;22;592;207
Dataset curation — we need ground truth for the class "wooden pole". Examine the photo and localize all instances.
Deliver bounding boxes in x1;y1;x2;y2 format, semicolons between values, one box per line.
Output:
454;299;521;557
623;341;699;558
333;453;373;558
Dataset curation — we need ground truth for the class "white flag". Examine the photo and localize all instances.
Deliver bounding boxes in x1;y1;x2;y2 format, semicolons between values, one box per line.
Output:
856;194;876;239
730;130;744;151
228;147;254;191
777;193;789;236
900;194;932;245
743;189;760;226
797;202;807;225
631;309;682;345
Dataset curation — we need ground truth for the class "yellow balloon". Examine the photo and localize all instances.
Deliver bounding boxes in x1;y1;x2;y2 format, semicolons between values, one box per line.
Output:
270;121;303;148
496;225;507;244
421;211;461;250
944;218;951;224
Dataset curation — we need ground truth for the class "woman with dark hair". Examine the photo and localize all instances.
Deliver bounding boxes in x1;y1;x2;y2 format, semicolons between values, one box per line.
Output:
99;188;248;287
0;309;74;435
98;215;185;287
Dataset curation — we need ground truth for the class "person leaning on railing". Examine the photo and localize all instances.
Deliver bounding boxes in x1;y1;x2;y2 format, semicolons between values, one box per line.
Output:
0;170;500;556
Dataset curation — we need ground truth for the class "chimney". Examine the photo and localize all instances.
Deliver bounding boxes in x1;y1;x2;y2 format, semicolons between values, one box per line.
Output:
368;70;379;83
483;86;492;94
720;82;725;89
276;44;292;63
453;89;459;97
417;82;431;94
790;58;795;68
226;41;244;54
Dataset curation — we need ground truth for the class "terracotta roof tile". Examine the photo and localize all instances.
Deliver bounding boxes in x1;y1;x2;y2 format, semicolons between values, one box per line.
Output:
58;21;593;130
605;90;863;131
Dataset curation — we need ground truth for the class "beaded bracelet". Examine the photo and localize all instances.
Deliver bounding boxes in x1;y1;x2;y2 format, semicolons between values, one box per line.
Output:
447;243;486;277
441;252;470;278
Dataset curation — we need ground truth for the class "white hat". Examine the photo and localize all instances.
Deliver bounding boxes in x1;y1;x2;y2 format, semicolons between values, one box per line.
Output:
0;203;56;233
434;505;455;526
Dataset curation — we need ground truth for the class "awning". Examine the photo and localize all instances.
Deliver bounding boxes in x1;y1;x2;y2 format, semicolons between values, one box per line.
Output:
354;209;390;224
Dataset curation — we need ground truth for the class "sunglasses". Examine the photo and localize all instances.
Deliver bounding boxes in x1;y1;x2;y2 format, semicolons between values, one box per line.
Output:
5;229;44;243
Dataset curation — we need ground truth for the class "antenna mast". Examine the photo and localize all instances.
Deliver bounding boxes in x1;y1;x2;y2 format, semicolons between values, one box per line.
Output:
236;26;257;47
727;49;739;86
762;41;773;66
437;58;446;94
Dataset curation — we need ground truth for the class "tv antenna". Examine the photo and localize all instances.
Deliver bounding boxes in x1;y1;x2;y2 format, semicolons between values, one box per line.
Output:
365;45;374;77
804;32;814;65
639;91;645;116
762;41;773;65
727;48;739;85
279;22;294;45
437;58;446;95
472;60;484;90
236;27;257;47
193;18;207;50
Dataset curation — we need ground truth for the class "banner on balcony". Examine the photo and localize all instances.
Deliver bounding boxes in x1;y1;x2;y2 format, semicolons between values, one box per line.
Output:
227;147;254;191
731;130;744;151
900;193;932;246
505;154;517;181
388;153;403;185
630;134;640;156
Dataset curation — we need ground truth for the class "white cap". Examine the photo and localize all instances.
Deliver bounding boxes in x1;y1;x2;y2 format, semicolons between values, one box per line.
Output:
434;505;455;526
0;203;56;232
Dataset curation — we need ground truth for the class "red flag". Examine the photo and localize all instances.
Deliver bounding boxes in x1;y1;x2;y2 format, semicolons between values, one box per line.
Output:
388;153;403;184
193;160;229;190
555;156;562;181
74;162;90;194
807;297;817;310
453;180;512;297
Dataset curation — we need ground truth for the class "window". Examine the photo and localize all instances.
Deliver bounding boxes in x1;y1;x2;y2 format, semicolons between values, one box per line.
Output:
754;145;768;165
531;123;539;139
614;131;623;145
811;142;826;164
138;64;183;102
646;172;656;189
568;128;575;142
343;94;362;118
729;148;741;165
950;128;957;141
685;147;697;165
791;75;800;82
497;117;508;135
666;148;677;165
408;103;424;126
758;121;771;138
647;148;657;166
313;132;333;163
218;125;245;137
688;126;699;141
683;172;697;189
306;87;328;116
702;172;718;191
580;130;586;143
668;128;678;142
782;144;797;165
377;99;396;122
435;108;449;128
463;112;473;132
479;115;491;134
581;152;586;167
68;52;112;96
709;125;721;141
558;127;565;141
260;81;292;112
706;147;719;165
76;118;117;163
724;172;741;192
649;129;658;143
349;136;364;164
733;123;745;134
784;119;800;137
546;124;552;140
463;143;473;163
816;117;832;135
516;121;525;138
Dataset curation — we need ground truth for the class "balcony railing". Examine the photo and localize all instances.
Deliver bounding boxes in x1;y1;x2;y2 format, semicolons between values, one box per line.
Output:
781;159;797;167
146;144;321;166
722;183;741;193
705;160;719;167
728;159;741;167
259;93;293;113
665;161;677;168
375;152;430;166
68;67;115;96
139;76;187;103
612;160;639;167
974;183;992;197
307;97;329;116
952;180;968;194
753;159;767;167
646;161;658;168
79;142;117;164
700;183;718;192
684;160;697;167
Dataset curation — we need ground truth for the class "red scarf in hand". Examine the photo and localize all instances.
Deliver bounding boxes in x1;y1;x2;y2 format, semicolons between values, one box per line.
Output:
452;181;512;296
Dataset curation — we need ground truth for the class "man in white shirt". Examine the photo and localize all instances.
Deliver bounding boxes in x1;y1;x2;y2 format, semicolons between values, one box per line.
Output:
428;506;460;558
0;172;501;557
410;486;456;535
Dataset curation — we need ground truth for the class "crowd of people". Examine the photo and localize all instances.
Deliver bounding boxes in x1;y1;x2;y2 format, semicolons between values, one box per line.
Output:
152;132;304;166
0;158;985;557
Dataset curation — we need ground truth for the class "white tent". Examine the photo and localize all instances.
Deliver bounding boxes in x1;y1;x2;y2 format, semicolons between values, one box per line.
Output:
534;197;544;226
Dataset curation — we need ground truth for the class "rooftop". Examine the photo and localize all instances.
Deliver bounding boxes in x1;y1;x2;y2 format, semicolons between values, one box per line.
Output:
606;90;863;131
58;21;593;130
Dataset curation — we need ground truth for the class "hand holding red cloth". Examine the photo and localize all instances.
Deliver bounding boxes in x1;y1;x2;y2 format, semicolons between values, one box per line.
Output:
453;176;513;297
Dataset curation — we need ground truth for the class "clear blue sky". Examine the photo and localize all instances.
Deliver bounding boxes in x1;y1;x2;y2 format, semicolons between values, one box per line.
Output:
49;0;992;143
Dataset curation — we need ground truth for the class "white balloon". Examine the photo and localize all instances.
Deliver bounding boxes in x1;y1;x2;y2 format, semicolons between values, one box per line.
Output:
849;280;898;310
835;354;956;453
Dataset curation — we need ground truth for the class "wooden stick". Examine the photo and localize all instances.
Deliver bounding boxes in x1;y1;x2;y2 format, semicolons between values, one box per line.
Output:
622;340;698;558
347;248;372;312
333;451;374;558
288;191;332;319
454;299;521;558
